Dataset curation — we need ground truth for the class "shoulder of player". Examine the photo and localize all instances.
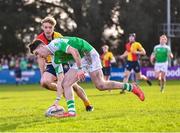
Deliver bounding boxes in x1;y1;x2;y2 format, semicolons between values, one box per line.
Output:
125;42;130;46
53;31;63;38
125;42;131;48
107;51;113;55
164;45;171;51
131;41;141;46
36;32;44;38
50;38;61;44
132;42;144;49
164;44;170;48
35;32;47;44
50;37;69;46
154;44;161;48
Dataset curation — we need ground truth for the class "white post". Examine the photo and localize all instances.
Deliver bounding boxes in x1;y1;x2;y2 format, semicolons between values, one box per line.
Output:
167;0;172;66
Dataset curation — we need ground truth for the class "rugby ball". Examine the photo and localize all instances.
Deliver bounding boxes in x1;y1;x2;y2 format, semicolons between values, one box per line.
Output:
45;105;65;117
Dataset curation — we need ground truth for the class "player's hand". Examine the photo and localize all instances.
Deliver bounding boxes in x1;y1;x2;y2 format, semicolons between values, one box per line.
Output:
132;51;139;55
119;55;123;59
53;102;58;107
150;56;155;65
53;100;60;107
77;70;85;81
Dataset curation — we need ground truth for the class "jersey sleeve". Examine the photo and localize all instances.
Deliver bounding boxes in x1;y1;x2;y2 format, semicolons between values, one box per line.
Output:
59;33;63;38
109;52;116;63
47;39;60;54
56;32;63;38
109;52;114;60
137;43;144;51
47;38;70;54
167;46;172;54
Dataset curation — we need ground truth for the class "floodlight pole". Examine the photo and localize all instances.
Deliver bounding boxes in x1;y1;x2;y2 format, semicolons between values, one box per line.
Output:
167;0;171;47
167;0;172;66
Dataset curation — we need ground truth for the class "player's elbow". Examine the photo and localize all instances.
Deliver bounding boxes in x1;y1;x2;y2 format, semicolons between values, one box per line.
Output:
73;49;80;57
68;47;78;56
142;50;146;55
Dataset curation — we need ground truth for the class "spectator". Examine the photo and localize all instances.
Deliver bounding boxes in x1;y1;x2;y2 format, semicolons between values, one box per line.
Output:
9;57;16;70
20;57;27;70
14;61;22;85
2;59;9;69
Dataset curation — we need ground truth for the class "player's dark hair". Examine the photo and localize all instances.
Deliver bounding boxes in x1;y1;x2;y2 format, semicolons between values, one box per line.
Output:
28;40;42;54
129;33;136;37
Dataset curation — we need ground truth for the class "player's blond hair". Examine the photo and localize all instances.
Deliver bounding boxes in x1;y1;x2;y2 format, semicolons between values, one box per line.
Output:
41;16;57;26
102;45;109;50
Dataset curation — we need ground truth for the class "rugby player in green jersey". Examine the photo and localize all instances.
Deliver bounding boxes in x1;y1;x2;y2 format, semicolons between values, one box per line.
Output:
29;36;145;118
35;16;93;112
150;35;173;92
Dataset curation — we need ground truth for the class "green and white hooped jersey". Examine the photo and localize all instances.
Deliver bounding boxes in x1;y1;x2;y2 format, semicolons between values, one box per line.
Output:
47;36;94;64
152;44;171;63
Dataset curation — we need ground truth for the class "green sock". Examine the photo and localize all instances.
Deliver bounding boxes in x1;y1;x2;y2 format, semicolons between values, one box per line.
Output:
123;83;133;92
136;80;140;85
67;100;76;114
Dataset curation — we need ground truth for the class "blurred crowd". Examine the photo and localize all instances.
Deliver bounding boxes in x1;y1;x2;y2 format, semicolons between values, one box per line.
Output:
0;54;180;71
0;54;38;71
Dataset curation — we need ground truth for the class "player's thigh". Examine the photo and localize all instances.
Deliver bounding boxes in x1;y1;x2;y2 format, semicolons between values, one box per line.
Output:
135;72;141;79
154;63;167;78
124;70;131;78
154;71;160;78
41;71;57;83
62;68;79;87
133;61;141;73
89;69;104;85
160;71;166;77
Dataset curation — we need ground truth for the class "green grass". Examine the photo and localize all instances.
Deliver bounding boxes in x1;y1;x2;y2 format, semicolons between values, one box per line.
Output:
0;80;180;132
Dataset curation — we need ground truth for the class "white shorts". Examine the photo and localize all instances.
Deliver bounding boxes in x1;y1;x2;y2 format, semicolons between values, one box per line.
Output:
71;49;102;73
154;62;168;74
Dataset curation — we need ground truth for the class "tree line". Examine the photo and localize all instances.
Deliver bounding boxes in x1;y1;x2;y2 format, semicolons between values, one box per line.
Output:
0;0;180;56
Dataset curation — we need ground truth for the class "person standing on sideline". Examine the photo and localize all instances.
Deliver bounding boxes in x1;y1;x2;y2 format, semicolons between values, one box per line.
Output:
14;61;22;85
150;35;173;93
100;45;116;80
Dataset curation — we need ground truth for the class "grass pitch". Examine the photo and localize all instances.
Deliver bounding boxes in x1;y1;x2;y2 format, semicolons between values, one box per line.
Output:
0;81;180;132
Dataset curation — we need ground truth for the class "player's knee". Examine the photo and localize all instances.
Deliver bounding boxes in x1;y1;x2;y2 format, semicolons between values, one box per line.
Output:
72;85;78;92
136;76;141;80
95;83;105;91
124;74;129;80
62;81;71;89
40;79;51;89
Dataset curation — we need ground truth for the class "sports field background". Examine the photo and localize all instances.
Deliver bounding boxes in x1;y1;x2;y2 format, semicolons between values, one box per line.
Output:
0;81;180;132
